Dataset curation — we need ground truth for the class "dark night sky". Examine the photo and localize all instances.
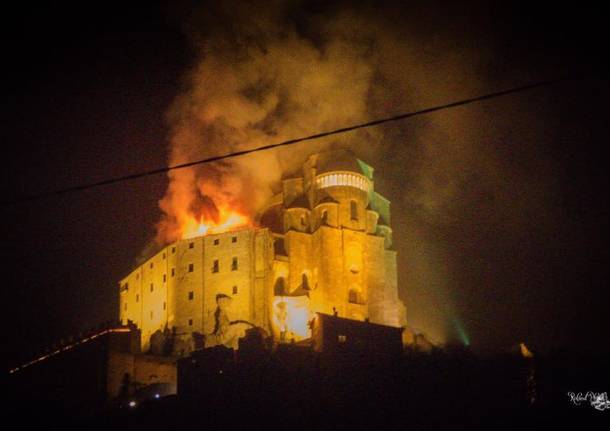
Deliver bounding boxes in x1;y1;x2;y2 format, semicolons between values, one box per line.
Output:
2;1;608;370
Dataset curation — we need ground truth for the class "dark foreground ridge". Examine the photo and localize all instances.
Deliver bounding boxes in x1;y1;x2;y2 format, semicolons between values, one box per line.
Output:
8;324;609;429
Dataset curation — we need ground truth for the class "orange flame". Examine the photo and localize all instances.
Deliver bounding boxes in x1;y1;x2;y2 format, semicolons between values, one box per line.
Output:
181;205;251;239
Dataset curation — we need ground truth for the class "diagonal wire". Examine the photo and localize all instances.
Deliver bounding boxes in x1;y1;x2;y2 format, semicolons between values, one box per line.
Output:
3;76;570;207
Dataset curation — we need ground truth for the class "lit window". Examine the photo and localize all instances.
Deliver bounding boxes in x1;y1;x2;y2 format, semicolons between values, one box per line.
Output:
189;263;194;272
231;257;238;271
212;260;219;273
338;335;347;343
232;286;238;295
188;291;194;300
189;242;194;249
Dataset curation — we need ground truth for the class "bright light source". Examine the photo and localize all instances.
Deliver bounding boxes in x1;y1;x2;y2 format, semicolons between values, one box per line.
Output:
154;394;160;399
128;400;136;408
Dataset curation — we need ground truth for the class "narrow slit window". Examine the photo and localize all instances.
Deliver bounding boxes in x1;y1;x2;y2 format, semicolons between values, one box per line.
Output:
350;200;358;221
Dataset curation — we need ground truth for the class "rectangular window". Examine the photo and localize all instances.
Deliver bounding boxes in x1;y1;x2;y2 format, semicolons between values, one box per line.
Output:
136;294;139;303
150;262;154;269
338;335;347;343
162;253;166;259
348;290;358;304
163;274;167;282
189;263;194;272
189;242;194;249
136;273;139;280
150;283;154;292
188;319;193;326
231;257;238;271
232;236;237;243
172;247;176;254
171;268;175;277
124;303;127;311
163;302;166;310
188;291;194;300
232;285;238;295
150;311;153;319
214;238;219;245
212;260;219;273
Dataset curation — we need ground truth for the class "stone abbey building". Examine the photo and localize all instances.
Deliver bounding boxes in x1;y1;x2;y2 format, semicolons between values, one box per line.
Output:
119;150;407;351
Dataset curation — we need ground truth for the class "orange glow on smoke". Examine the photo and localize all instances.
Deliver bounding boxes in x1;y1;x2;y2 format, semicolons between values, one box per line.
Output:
181;204;251;239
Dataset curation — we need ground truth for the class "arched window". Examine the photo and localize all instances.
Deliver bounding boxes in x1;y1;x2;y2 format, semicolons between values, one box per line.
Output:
350;200;358;221
321;210;328;225
274;277;286;296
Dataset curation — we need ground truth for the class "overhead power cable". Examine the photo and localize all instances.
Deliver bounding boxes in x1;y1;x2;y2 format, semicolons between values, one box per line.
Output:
4;76;570;207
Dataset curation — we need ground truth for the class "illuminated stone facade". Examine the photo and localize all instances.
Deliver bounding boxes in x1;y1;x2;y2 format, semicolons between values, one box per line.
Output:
119;150;406;351
119;229;272;351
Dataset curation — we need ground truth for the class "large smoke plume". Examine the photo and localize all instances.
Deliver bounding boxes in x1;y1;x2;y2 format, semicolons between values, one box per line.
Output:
156;1;562;348
157;2;383;243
